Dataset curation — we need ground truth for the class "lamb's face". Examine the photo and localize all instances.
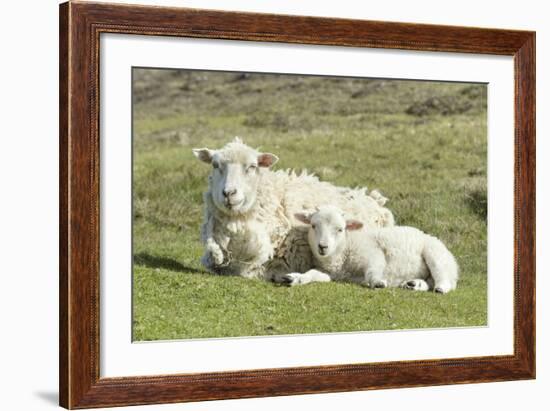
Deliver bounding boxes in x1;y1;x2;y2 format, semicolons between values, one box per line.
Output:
193;139;278;215
295;206;363;259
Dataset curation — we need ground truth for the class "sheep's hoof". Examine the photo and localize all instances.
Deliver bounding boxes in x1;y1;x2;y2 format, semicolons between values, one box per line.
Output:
211;251;224;266
201;252;223;270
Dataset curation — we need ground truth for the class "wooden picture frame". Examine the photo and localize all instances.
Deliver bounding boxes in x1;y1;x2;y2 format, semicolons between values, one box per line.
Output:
59;1;535;408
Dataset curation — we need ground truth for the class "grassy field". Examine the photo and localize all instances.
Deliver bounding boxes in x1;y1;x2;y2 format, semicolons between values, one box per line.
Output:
132;68;487;341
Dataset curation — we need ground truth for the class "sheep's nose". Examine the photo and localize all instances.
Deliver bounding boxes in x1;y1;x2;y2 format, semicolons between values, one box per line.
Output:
223;188;237;198
318;244;328;254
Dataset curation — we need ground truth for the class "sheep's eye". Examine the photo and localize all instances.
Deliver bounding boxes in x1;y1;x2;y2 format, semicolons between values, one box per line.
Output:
312;224;316;229
338;228;344;233
247;165;257;173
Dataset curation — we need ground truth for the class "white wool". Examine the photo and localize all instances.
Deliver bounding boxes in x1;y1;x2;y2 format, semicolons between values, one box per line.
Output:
289;206;458;293
195;138;395;280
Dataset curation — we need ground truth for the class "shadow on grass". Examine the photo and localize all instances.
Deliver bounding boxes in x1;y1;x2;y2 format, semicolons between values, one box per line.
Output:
134;252;206;274
465;187;487;220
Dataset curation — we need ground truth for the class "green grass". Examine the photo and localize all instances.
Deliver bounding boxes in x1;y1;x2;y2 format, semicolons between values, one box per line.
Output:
132;69;487;341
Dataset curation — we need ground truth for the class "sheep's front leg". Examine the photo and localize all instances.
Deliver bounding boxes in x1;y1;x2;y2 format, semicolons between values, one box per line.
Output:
282;269;332;287
202;238;224;267
200;214;225;268
251;227;274;266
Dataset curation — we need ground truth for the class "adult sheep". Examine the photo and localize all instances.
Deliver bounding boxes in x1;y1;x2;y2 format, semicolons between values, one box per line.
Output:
192;137;394;281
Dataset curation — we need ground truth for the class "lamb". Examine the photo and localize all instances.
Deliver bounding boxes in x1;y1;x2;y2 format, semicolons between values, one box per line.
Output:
285;205;458;293
192;138;395;281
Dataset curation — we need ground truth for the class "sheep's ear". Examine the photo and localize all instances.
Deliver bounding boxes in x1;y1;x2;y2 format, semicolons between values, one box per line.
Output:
294;213;312;225
192;148;214;164
345;220;363;231
257;153;279;168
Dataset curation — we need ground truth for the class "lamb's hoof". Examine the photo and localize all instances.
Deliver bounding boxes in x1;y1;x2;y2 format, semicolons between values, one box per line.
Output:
370;279;387;289
434;283;453;294
282;273;302;286
401;279;429;292
281;273;300;287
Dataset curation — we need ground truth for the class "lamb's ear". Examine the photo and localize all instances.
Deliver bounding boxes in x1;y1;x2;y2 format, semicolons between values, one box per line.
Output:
294;213;312;225
346;220;363;231
369;189;389;206
192;148;214;164
257;153;279;168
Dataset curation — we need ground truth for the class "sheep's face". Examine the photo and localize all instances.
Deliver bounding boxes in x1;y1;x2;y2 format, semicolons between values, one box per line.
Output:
193;139;278;215
295;206;363;258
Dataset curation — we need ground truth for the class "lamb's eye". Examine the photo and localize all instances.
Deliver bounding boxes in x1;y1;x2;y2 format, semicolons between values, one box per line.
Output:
247;165;257;173
312;224;316;229
338;228;344;233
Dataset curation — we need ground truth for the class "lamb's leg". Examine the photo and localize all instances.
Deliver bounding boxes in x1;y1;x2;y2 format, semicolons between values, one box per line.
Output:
282;269;331;286
364;250;388;289
422;238;459;294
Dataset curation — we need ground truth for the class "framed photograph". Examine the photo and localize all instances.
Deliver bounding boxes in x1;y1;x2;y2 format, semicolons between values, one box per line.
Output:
59;1;535;409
